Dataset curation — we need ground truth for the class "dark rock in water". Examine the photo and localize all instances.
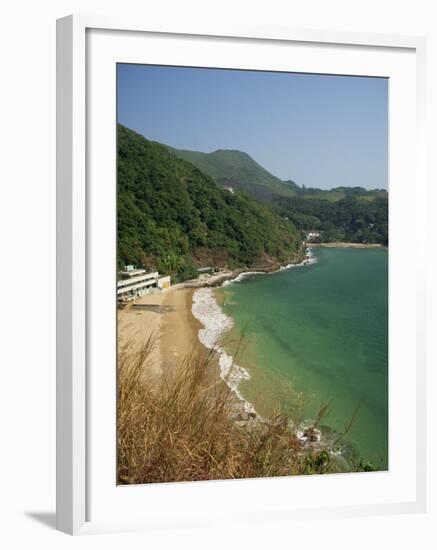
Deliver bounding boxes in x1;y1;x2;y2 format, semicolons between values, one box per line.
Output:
303;427;319;442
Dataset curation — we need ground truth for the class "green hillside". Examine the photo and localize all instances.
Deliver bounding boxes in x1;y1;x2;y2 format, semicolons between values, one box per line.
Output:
164;145;297;198
118;125;301;279
297;186;387;203
274;194;388;245
165;144;387;205
163;142;388;244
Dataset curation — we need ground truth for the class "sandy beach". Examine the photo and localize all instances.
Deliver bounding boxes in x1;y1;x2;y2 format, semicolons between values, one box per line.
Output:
159;287;204;369
118;287;204;378
310;242;384;248
117;248;311;389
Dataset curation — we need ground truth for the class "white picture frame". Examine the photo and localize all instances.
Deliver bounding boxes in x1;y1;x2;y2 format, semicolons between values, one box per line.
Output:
56;14;427;535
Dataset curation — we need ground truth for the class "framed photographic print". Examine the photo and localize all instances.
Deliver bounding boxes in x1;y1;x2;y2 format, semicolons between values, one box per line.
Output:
56;15;427;535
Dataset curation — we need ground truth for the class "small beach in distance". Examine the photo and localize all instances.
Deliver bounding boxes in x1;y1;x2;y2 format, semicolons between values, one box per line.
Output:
310;242;384;248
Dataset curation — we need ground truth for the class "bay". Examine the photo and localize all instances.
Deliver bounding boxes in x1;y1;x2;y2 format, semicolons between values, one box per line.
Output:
217;247;388;469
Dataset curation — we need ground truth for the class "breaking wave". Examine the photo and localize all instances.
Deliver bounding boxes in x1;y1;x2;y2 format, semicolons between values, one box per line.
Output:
191;288;256;414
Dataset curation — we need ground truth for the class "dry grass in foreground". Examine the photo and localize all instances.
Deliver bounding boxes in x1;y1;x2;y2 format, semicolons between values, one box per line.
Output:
117;337;373;484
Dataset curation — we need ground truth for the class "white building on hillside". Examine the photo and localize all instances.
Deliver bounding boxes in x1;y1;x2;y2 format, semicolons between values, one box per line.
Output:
306;231;321;242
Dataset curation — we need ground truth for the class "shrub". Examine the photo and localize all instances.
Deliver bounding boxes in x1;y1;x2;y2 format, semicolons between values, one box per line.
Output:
117;337;338;484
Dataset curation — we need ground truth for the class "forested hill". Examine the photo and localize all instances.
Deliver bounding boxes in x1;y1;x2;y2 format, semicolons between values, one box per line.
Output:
164;143;387;204
164;145;296;199
117;125;301;279
163;142;388;245
275;194;388;245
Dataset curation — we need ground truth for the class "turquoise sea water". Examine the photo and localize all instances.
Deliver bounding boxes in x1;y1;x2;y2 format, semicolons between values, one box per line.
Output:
217;247;388;469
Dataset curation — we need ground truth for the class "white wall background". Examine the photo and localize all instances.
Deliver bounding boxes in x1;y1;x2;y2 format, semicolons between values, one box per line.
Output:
0;0;435;547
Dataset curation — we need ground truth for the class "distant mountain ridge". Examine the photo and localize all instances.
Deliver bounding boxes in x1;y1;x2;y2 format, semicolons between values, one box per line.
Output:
163;143;387;203
120;126;387;249
163;145;297;199
161;139;388;245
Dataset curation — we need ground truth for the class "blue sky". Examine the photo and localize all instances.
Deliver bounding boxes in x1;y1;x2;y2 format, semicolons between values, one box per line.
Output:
117;64;388;190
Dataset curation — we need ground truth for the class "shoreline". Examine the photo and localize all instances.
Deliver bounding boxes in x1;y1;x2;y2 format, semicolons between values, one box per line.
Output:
118;247;366;465
118;247;316;415
190;247;317;419
189;246;349;454
118;247;316;423
183;246;312;289
189;245;384;465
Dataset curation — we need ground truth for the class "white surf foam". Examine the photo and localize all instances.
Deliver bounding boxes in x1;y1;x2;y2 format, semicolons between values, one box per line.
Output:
191;288;256;414
278;247;318;272
232;270;266;283
296;419;322;445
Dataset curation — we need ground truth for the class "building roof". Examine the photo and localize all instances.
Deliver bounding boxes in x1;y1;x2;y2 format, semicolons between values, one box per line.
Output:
117;271;159;288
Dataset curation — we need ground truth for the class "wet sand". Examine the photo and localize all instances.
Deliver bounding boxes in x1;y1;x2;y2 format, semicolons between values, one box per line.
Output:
159;287;204;369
